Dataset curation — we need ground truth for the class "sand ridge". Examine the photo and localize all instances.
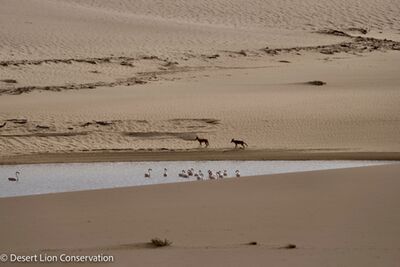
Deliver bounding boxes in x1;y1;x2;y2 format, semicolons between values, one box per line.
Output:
1;34;399;95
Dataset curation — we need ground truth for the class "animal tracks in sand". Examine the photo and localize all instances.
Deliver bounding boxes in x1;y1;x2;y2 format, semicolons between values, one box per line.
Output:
1;34;399;95
0;118;221;155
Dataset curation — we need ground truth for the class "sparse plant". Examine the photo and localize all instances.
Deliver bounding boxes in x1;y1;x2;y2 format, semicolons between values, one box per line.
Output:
1;79;17;84
306;80;326;86
150;238;172;247
281;243;297;249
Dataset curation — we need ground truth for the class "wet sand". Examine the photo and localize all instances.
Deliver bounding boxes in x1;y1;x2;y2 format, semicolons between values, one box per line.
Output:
1;149;400;165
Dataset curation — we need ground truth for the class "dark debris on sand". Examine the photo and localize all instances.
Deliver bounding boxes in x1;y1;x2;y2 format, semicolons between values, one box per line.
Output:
306;80;326;86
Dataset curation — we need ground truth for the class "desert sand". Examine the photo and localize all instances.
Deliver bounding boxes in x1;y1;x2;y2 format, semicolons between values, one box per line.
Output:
1;1;400;265
1;0;400;162
1;164;400;266
1;51;400;161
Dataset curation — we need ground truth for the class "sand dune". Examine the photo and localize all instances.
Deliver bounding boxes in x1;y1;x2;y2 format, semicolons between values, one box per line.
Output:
64;0;400;31
1;1;400;266
1;35;399;95
0;0;334;60
1;51;399;159
0;0;399;161
2;0;399;61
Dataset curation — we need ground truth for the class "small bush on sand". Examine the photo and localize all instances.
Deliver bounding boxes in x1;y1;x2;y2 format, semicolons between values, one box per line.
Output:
1;79;17;84
281;243;297;249
150;238;172;247
306;80;326;86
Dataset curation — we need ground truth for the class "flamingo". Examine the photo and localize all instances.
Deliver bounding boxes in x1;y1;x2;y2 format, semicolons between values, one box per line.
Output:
163;168;168;177
198;170;204;179
187;168;194;176
223;170;228;177
144;168;152;178
8;171;20;182
208;170;216;180
216;171;224;179
179;170;189;178
235;170;241;177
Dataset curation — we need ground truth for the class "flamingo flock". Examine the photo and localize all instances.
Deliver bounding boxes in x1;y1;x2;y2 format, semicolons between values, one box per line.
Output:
4;168;239;183
144;168;240;179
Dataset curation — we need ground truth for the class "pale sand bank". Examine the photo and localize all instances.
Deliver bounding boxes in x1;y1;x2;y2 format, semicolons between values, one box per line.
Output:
1;164;399;266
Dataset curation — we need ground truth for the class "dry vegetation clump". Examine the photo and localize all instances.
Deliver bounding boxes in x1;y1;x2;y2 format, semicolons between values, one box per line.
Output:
306;80;326;86
150;238;172;247
281;243;297;249
1;79;17;83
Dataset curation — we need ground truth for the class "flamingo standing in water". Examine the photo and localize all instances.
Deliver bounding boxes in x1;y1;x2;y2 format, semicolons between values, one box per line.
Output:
194;170;203;180
235;170;241;177
179;170;189;178
187;168;194;176
223;170;228;177
208;170;216;180
144;169;152;178
8;171;20;182
163;168;168;177
198;170;204;180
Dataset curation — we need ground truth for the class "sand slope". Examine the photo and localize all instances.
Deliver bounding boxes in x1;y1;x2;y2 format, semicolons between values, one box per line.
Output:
1;164;399;266
1;0;399;60
64;0;400;32
0;0;400;161
1;51;399;159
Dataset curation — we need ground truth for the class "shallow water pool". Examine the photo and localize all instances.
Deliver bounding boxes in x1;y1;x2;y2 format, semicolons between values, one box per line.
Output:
0;160;394;198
